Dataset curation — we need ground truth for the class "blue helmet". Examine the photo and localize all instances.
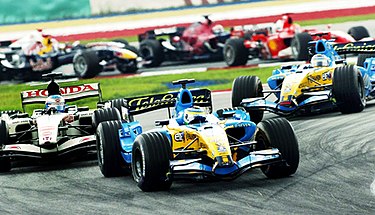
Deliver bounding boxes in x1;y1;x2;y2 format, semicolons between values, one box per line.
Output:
45;95;65;112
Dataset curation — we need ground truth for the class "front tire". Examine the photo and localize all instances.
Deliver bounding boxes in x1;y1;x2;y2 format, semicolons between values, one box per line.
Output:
348;26;370;41
224;38;248;66
356;53;375;68
0;120;11;172
96;120;129;177
132;132;172;192
291;32;312;61
73;51;102;79
256;118;299;178
232;76;264;123
333;65;366;114
139;39;164;67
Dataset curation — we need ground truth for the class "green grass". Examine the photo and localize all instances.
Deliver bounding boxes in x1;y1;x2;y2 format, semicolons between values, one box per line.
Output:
0;66;276;113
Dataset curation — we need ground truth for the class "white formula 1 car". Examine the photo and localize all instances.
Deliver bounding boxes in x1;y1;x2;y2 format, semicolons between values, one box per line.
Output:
0;73;102;172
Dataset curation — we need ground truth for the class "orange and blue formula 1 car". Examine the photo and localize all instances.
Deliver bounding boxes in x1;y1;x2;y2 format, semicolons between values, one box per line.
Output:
232;39;375;123
92;79;299;192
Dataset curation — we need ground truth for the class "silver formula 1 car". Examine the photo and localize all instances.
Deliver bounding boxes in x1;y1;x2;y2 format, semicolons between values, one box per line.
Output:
0;73;102;172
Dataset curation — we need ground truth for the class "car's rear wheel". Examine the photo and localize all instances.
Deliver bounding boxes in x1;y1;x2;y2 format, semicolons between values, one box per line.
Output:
139;39;164;67
116;60;138;74
356;53;375;68
92;107;121;130
256;118;299;178
0;120;11;172
348;26;370;41
291;32;312;61
333;65;366;114
96;120;129;177
224;38;248;66
232;76;264;123
132;131;172;192
73;50;102;79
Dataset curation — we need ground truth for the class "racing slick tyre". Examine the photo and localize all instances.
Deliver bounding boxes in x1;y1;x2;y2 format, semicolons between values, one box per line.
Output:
116;60;138;74
356;53;375;67
132;131;172;192
92;107;121;130
333;65;366;114
139;39;164;67
0;120;11;172
110;99;134;122
73;50;102;79
224;38;248;66
291;32;313;61
96;120;129;177
232;76;264;124
256;118;299;178
348;26;370;41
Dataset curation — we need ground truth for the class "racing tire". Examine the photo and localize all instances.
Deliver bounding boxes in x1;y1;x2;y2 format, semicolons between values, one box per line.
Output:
333;65;366;114
224;38;248;66
92;107;121;130
132;131;172;192
348;26;370;41
139;39;164;67
109;99;134;122
0;120;11;172
96;120;129;177
291;32;313;61
73;50;102;79
356;53;375;68
232;76;264;124
256;118;299;178
116;60;138;74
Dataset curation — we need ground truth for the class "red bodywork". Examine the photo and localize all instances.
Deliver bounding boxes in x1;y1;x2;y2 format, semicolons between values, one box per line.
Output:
231;15;356;59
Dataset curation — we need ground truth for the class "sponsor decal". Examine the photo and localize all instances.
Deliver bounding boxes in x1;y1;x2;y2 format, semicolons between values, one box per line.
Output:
334;42;375;52
322;72;332;81
174;132;184;142
23;84;97;98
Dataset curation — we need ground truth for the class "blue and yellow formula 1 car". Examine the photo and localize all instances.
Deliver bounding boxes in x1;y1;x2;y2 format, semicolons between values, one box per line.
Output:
232;39;375;123
92;79;299;192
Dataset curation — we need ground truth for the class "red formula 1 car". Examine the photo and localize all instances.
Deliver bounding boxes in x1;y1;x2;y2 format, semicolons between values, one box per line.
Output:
223;14;371;66
138;16;230;67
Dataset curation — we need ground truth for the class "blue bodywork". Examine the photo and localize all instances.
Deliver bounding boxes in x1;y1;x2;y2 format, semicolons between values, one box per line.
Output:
241;39;375;116
111;80;283;180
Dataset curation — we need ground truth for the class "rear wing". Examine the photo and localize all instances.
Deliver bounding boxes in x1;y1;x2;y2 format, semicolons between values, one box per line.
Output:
21;83;102;111
138;27;186;42
124;88;212;115
333;40;375;54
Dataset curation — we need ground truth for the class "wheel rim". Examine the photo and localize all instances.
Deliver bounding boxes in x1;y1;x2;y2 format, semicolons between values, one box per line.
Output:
358;75;366;105
291;40;299;59
141;46;153;60
134;149;143;179
74;56;87;76
225;46;234;65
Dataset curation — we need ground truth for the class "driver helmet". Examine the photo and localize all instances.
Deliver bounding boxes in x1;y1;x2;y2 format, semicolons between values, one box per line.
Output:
212;24;224;34
45;95;65;113
311;54;330;67
183;107;207;125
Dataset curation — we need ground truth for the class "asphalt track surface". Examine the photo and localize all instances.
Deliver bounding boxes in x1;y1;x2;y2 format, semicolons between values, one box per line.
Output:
0;91;374;214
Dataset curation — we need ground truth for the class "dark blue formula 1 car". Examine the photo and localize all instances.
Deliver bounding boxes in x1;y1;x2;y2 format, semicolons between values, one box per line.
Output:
232;39;375;123
92;79;299;191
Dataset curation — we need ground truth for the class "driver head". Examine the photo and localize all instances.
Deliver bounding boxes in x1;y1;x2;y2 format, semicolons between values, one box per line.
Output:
45;95;65;113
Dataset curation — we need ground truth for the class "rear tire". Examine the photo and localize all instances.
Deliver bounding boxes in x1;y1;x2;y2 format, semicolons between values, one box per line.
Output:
291;32;312;61
333;65;366;113
73;51;102;79
109;99;134;122
139;39;164;67
256;118;299;178
0;120;11;172
232;76;264;123
96;120;129;177
92;107;121;130
132;132;172;192
348;26;370;41
224;38;248;66
356;53;375;68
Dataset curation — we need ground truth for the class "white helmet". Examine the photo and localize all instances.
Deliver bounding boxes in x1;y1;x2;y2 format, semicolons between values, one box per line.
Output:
212;24;224;34
45;95;65;113
311;54;330;67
